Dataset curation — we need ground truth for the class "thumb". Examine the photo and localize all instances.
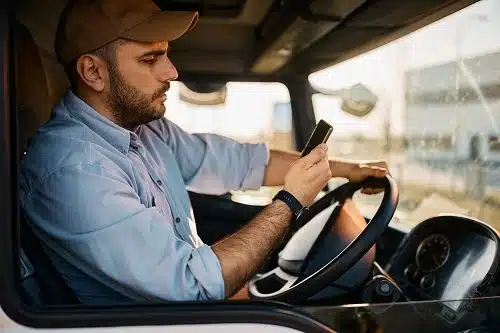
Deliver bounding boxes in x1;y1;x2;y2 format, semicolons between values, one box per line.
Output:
301;144;328;168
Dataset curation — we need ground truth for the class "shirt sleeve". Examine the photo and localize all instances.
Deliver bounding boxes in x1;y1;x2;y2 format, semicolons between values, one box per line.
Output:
152;118;270;195
22;163;225;302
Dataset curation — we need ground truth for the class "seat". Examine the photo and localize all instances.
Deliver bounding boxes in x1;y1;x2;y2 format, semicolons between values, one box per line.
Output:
15;21;79;305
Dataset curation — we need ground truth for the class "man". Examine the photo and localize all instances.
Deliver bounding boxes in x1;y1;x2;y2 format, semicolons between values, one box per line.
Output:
20;0;388;304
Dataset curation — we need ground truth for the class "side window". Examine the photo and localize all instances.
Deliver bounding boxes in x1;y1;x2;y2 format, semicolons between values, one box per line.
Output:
166;81;295;204
309;0;500;230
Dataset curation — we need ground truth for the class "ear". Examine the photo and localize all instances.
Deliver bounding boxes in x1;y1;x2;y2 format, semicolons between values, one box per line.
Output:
75;54;108;92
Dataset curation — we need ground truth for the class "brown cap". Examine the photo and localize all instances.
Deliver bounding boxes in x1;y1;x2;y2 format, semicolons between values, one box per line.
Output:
55;0;198;66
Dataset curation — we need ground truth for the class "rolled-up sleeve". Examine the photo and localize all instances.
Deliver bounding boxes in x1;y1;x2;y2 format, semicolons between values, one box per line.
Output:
156;119;270;195
23;163;225;301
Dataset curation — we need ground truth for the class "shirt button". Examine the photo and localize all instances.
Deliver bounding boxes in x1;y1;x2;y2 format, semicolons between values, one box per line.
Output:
156;180;163;186
175;217;181;223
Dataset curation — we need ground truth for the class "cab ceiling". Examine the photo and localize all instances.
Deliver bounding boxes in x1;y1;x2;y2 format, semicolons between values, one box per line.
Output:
16;0;480;79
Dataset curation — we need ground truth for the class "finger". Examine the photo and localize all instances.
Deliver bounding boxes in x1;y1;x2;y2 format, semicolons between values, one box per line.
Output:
361;187;384;195
369;161;390;175
307;156;331;181
310;171;332;190
371;188;384;194
360;164;387;178
361;187;374;195
370;161;388;169
301;144;328;168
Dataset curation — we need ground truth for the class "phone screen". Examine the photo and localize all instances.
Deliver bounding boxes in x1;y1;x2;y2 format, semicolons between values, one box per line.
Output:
300;120;333;157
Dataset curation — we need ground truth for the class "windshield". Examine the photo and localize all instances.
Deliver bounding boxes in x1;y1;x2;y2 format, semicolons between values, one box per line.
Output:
309;0;500;231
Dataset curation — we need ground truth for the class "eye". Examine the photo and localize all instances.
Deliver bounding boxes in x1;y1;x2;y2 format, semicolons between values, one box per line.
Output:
142;57;157;65
141;51;169;65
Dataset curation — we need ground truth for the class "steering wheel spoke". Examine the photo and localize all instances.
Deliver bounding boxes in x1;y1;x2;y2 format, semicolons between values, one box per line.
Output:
278;202;341;275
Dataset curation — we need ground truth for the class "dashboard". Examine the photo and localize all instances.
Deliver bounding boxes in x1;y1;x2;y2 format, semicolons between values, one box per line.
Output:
386;215;500;322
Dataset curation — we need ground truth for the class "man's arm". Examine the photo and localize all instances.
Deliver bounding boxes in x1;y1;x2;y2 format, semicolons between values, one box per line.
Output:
22;164;226;301
263;148;388;193
262;149;300;187
212;200;292;296
212;144;331;297
155;119;269;195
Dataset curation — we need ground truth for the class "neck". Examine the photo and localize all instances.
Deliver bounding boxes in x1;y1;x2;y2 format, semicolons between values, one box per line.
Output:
75;89;128;129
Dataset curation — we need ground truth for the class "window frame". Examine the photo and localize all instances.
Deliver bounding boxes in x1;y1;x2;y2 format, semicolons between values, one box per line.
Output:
0;5;333;330
1;0;493;329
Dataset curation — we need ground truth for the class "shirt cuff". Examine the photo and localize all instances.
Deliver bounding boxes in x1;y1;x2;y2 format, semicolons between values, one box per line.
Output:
240;142;270;190
190;244;226;300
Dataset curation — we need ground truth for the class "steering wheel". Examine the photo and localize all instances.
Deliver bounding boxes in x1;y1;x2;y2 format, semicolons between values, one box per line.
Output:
248;175;399;303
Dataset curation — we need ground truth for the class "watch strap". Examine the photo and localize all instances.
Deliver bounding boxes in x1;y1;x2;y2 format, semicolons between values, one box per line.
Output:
273;190;306;217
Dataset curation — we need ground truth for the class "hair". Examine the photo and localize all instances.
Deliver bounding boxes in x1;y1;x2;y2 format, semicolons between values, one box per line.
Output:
65;39;127;91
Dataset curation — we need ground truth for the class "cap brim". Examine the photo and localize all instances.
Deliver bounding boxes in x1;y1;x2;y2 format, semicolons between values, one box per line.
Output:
121;11;198;42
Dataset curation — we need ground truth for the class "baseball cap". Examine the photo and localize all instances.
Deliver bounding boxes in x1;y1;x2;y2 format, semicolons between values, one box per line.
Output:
55;0;199;66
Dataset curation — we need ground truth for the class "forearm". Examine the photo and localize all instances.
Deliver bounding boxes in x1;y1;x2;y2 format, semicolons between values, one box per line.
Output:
263;149;356;186
263;149;300;186
328;158;356;179
211;200;292;297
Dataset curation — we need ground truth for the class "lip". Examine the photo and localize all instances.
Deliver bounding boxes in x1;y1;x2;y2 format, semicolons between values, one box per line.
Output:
158;95;167;102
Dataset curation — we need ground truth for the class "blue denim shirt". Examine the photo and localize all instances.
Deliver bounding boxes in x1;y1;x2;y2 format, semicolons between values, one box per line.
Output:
20;90;269;304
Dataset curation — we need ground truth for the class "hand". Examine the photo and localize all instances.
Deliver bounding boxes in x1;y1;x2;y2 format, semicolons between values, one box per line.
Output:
283;143;331;207
346;161;389;195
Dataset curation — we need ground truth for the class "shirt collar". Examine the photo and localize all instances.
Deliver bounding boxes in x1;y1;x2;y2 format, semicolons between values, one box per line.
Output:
62;89;137;154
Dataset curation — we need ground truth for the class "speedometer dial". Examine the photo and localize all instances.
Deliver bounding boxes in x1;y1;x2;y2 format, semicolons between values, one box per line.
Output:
416;234;450;273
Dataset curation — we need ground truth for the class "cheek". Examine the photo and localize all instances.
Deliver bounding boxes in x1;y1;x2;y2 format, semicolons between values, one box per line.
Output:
123;67;158;97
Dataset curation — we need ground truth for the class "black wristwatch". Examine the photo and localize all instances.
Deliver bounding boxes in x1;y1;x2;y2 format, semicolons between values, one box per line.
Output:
273;190;308;218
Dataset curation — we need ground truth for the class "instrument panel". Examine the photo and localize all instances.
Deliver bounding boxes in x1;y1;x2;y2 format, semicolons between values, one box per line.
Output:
415;234;450;273
386;215;499;321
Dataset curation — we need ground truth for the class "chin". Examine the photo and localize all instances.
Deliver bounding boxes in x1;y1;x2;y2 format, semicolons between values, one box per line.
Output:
157;105;166;118
149;105;166;121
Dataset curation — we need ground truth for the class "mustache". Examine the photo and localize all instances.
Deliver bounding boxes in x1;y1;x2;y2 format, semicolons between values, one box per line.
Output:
152;84;170;100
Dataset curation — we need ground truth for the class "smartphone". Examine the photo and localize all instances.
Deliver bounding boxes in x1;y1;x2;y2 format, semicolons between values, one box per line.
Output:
300;119;333;157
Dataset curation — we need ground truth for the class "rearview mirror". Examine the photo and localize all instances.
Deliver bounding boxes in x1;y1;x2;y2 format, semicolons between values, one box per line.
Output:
154;0;204;11
313;83;378;117
178;81;227;106
154;0;245;17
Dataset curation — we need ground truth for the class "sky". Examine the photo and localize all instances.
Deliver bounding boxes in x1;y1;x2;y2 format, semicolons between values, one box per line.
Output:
166;0;500;140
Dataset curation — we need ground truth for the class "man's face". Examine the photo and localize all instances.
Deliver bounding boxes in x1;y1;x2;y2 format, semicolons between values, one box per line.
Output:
105;40;177;129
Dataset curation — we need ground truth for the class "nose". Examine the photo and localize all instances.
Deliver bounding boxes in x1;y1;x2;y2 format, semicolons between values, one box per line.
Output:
157;56;178;83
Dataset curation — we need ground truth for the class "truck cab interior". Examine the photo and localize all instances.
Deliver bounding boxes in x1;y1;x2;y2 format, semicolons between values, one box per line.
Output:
3;0;500;332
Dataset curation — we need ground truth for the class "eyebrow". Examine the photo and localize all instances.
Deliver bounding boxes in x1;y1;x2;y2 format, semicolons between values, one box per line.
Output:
138;49;169;58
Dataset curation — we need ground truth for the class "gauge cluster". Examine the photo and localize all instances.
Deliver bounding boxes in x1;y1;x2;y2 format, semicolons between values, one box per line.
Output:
386;215;499;321
415;234;450;273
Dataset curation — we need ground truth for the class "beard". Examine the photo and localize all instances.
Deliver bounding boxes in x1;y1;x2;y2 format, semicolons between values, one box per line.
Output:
106;63;168;129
